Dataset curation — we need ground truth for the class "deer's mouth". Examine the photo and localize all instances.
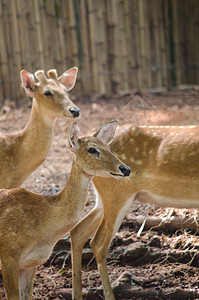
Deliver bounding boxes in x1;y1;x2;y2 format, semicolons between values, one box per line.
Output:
110;172;126;178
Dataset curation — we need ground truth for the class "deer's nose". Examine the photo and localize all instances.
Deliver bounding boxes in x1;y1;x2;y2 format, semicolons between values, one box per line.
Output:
119;165;131;176
69;107;80;118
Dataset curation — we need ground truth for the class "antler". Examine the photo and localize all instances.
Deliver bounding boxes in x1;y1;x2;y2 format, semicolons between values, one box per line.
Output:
47;69;59;82
34;70;48;84
34;69;59;84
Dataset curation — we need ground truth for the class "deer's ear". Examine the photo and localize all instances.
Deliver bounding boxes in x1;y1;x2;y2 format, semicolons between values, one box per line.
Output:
59;67;78;91
94;120;118;144
68;122;80;151
21;70;36;97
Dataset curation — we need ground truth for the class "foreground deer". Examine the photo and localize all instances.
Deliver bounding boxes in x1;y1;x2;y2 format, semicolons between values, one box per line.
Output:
0;120;130;299
71;123;199;299
0;67;80;189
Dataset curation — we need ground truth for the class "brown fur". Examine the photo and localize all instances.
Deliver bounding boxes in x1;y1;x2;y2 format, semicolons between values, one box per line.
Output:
0;67;79;188
0;121;129;299
71;124;199;300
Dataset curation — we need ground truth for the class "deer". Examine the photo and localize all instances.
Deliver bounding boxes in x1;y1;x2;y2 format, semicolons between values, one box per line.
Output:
0;120;130;300
0;67;80;189
70;123;199;300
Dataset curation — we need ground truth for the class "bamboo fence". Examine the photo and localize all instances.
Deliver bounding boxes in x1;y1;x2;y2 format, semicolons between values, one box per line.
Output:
0;0;199;105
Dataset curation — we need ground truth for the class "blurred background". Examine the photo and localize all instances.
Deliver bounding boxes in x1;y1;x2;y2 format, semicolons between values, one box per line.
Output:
0;0;199;105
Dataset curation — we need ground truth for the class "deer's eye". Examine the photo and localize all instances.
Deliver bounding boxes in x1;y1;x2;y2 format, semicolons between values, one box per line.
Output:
88;148;100;156
44;90;53;97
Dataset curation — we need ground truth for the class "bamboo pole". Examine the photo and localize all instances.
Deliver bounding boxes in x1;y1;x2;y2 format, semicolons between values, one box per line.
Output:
87;0;98;94
172;0;181;86
101;0;111;94
26;0;37;72
62;0;70;70
195;0;199;83
186;0;197;84
129;0;140;89
95;0;108;94
144;0;152;88
137;0;148;88
117;0;129;91
149;0;161;88
158;0;168;87
15;0;32;103
57;3;67;72
123;0;134;89
106;0;120;93
53;1;63;73
45;0;56;71
0;0;4;104
79;0;92;94
176;0;185;85
181;0;189;85
33;0;45;69
38;0;51;71
64;0;73;67
186;0;192;84
10;0;23;103
16;0;30;71
163;0;172;88
0;0;11;103
47;1;58;70
68;0;79;67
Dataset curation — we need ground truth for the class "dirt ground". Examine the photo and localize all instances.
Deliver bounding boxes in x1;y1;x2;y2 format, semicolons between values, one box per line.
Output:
1;89;199;299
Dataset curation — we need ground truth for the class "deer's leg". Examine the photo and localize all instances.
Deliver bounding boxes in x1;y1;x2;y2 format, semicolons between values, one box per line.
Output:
70;191;103;300
1;259;20;300
90;192;135;300
19;267;36;300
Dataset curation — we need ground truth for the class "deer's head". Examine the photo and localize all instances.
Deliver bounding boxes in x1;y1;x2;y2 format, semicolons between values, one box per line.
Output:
20;67;80;119
68;121;131;178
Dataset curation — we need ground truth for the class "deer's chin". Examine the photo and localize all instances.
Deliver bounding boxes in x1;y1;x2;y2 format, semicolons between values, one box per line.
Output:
63;113;73;118
63;112;80;119
109;172;125;179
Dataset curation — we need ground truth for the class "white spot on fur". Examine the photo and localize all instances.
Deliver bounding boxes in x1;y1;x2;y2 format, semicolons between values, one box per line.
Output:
121;154;127;160
135;159;143;165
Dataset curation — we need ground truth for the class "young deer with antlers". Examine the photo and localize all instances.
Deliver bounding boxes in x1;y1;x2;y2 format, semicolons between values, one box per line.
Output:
0;120;130;300
0;67;80;189
71;123;199;299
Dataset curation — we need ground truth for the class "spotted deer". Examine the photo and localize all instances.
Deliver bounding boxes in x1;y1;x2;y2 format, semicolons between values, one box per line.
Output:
0;67;80;189
0;120;130;300
70;123;199;299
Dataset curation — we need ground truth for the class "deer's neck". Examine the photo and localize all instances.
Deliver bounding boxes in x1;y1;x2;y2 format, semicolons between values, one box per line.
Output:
23;99;55;143
8;99;55;187
58;158;92;221
19;99;55;163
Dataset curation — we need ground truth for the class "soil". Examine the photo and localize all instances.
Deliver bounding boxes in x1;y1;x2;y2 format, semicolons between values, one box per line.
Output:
1;89;199;299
